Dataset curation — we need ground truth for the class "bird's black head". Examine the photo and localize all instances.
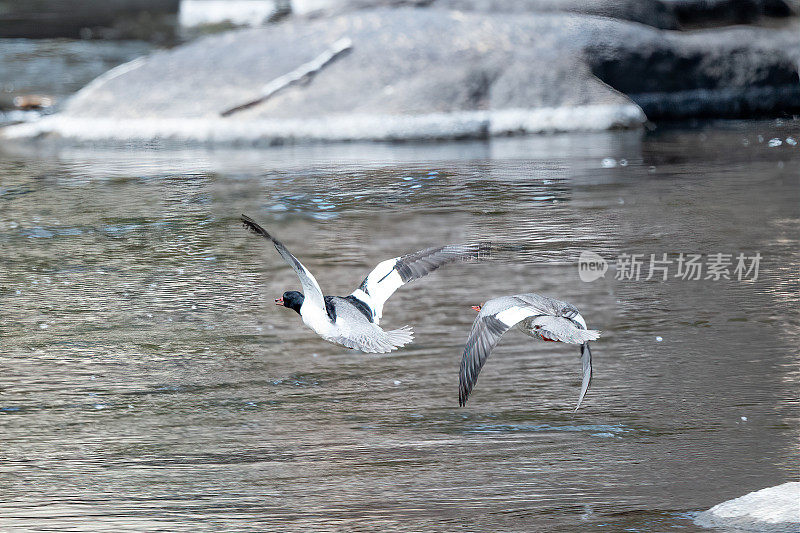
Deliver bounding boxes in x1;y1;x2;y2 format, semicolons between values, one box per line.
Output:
275;290;304;314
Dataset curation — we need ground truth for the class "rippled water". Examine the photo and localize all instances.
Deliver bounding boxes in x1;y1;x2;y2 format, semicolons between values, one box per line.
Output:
1;122;798;531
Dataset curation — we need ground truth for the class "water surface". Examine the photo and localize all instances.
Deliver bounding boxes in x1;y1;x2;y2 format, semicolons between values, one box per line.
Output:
1;121;798;531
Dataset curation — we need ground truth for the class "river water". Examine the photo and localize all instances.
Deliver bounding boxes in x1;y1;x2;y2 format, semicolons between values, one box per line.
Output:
1;122;798;531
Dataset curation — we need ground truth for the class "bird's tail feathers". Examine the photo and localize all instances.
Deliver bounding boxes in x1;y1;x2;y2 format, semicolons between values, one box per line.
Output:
581;329;601;342
386;325;414;350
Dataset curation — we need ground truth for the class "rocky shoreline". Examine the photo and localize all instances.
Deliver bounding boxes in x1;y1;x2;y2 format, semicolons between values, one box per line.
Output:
3;2;799;145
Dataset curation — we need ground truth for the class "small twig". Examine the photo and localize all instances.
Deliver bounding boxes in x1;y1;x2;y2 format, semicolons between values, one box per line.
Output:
221;37;353;117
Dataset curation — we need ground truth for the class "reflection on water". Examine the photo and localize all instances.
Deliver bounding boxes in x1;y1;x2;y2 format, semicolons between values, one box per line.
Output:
0;122;798;531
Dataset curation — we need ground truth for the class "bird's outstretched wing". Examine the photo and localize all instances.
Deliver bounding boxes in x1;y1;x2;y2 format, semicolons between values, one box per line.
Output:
240;215;325;312
458;301;539;407
523;314;597;411
511;294;595;410
350;244;480;324
577;343;592;411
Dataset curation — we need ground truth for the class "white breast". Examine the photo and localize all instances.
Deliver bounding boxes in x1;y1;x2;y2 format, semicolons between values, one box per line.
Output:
301;304;335;337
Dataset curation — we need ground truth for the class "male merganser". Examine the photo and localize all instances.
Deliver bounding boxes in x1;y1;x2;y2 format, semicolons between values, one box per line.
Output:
242;214;479;353
459;293;600;410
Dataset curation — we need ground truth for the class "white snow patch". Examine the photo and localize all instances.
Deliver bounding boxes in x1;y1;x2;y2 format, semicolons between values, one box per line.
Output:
1;105;646;145
291;0;345;15
694;482;800;532
179;0;278;27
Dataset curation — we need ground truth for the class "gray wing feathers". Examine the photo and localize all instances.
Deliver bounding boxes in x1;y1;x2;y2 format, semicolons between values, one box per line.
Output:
511;294;570;315
515;294;595;410
354;244;481;322
327;296;414;353
576;343;592;411
458;314;511;407
529;316;600;344
241;215;325;310
394;244;480;283
330;325;414;354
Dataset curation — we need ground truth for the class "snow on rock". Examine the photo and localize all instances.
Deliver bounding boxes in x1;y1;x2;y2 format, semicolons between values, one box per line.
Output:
694;482;800;532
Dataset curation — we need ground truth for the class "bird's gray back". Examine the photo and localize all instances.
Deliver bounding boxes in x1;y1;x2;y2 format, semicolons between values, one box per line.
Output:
482;293;571;316
327;296;412;353
329;297;374;331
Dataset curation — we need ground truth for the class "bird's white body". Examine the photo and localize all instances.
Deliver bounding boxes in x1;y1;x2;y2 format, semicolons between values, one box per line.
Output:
301;303;336;338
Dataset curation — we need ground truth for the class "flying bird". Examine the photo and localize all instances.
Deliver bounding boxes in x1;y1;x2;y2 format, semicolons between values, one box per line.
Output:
241;214;480;353
459;293;600;410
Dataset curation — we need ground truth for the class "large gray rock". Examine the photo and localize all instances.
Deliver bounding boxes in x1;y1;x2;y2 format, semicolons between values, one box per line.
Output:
293;0;678;28
64;10;643;119
3;9;799;145
694;482;800;532
292;0;798;28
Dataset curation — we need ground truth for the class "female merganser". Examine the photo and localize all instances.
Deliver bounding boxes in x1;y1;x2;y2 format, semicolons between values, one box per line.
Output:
242;214;479;353
459;293;600;410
